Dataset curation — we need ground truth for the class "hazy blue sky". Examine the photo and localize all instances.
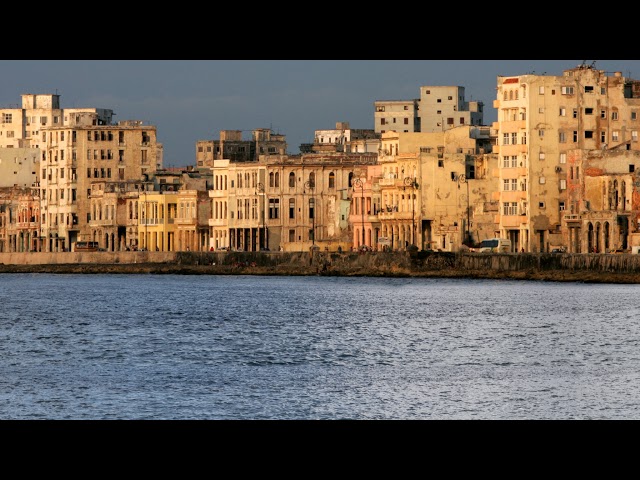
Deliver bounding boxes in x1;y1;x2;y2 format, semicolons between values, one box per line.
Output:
1;60;638;167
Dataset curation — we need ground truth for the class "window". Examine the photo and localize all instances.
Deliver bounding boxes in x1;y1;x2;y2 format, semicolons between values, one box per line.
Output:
502;156;510;168
585;86;594;93
503;202;518;215
511;156;518;167
289;229;295;242
573;109;578;118
561;86;574;95
521;132;527;145
601;131;607;143
559;202;566;211
503;133;510;145
560;153;567;164
539;86;545;94
448;96;453;100
633;131;638;142
511;132;518;144
612;111;619;120
539;129;545;137
633;112;638;120
289;199;295;219
404;118;409;125
585;131;594;139
2;113;12;123
601;110;606;118
613;131;619;142
328;172;335;189
573;131;578;142
539;202;545;208
539;152;545;160
559;107;566;116
503;179;510;191
288;172;295;187
585;108;593;115
559;132;566;143
511;179;518;190
560;179;567;190
269;198;280;219
539;107;545;114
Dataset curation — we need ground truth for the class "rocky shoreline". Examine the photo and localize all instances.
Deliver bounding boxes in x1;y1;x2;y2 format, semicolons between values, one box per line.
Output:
1;260;639;284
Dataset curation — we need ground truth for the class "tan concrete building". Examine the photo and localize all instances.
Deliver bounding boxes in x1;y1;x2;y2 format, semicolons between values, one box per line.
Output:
301;122;380;154
0;148;40;188
493;62;640;252
375;126;498;252
209;152;378;252
40;117;162;252
374;86;484;137
195;129;287;168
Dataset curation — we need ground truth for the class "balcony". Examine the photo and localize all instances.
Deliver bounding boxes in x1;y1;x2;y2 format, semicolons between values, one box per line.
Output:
564;214;581;223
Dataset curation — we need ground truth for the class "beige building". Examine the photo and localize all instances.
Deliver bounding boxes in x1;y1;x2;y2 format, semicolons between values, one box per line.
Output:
374;86;484;137
375;126;497;252
195;129;287;168
493;62;640;252
209;152;377;252
0;148;40;188
40;117;162;252
301;122;380;154
0;93;113;150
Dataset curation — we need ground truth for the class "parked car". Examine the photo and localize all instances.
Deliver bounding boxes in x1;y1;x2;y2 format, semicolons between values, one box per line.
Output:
550;248;565;254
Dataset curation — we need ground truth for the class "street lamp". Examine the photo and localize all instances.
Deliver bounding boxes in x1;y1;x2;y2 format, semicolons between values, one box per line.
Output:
455;173;471;246
256;182;267;250
304;179;315;248
353;177;365;248
403;176;419;247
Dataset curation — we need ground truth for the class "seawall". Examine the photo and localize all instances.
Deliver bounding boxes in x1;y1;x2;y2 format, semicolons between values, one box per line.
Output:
2;250;640;283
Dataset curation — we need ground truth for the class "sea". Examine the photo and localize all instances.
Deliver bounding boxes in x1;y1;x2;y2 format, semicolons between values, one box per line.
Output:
1;273;639;420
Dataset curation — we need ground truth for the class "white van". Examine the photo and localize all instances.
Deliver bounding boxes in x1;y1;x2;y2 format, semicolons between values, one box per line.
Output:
474;238;512;253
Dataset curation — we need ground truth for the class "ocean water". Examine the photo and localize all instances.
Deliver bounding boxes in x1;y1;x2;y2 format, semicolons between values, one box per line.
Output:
0;273;639;419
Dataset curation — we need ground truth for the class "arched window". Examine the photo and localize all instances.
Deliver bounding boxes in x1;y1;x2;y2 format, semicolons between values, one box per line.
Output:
515;90;519;100
275;172;279;188
509;90;513;101
289;172;295;187
269;172;275;188
503;91;508;101
309;171;315;187
329;172;335;189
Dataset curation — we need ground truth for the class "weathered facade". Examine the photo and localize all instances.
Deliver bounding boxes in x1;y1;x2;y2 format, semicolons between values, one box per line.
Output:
493;62;640;252
0;186;40;252
195;129;287;168
40;118;162;252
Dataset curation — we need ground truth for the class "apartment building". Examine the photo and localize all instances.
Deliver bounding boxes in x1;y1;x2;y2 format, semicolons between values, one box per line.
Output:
209;152;378;252
0;93;113;150
374;86;484;137
493;62;640;252
300;122;380;154
375;126;498;252
195;129;287;168
40;116;162;252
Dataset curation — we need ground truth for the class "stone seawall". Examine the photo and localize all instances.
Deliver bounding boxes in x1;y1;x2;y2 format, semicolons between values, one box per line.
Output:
1;251;640;283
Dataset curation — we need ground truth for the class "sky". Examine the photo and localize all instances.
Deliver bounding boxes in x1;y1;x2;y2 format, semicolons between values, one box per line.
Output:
1;59;639;168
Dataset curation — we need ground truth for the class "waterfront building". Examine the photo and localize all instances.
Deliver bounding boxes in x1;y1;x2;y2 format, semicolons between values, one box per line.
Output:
493;62;640;252
40;116;162;252
209;152;377;252
374;126;498;252
0;186;40;252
